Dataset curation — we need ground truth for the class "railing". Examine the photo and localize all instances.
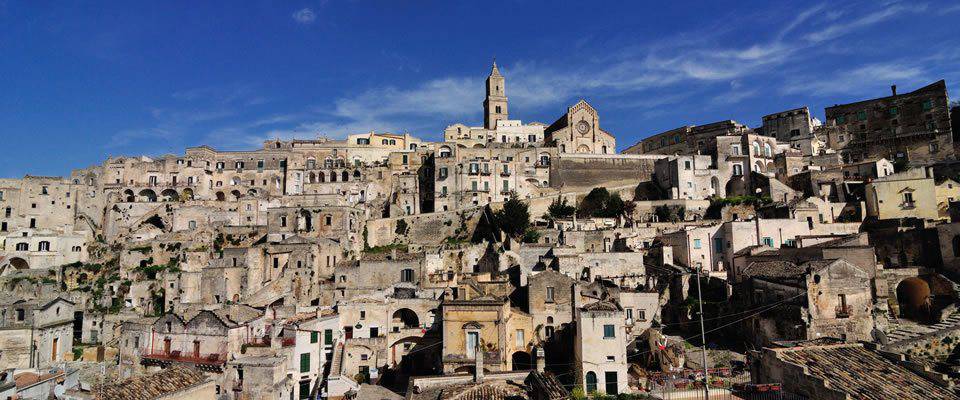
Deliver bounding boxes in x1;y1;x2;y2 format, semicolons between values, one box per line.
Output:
142;351;226;365
901;201;916;209
836;305;851;318
534;161;550;168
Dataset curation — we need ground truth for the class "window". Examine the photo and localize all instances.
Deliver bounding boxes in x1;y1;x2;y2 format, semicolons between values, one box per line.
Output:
625;308;633;321
731;145;740;155
637;309;646;321
38;241;50;251
836;115;846;124
16;308;24;321
324;329;333;345
546;287;555;303
515;329;524;347
15;242;28;251
930;142;939;153
857;110;867;121
400;269;414;283
923;99;933;111
300;353;310;373
29;218;36;228
360;311;366;320
41;186;48;195
311;331;318;344
603;324;615;339
762;237;774;247
714;237;724;252
889;107;898;117
280;216;287;227
684;160;691;170
733;164;743;176
693;239;701;249
903;192;915;206
4;207;10;218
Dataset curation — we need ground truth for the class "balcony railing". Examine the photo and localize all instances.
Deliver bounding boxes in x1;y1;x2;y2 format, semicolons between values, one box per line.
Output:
534;161;550;168
901;201;916;209
836;305;851;318
142;351;226;366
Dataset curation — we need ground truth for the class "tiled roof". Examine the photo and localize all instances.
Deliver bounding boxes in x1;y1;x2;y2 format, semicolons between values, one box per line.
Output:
741;260;803;279
96;366;208;400
439;381;527;400
772;344;957;400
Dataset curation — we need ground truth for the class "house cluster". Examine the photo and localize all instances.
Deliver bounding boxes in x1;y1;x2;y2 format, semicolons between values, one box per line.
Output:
1;63;960;399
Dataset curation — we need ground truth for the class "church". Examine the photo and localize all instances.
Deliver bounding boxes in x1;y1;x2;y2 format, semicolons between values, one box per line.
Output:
443;62;616;154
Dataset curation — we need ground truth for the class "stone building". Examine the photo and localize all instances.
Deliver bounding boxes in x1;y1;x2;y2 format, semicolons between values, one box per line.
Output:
573;300;629;396
440;292;533;374
0;296;74;370
865;167;939;220
823;80;954;165
736;259;873;345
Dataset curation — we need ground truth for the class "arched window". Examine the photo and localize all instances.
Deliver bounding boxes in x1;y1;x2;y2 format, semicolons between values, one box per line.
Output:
342;171;349;182
15;243;28;251
752;141;761;155
330;172;337;182
353;170;361;178
585;371;598;393
733;164;743;176
763;143;772;157
318;171;325;183
38;241;50;251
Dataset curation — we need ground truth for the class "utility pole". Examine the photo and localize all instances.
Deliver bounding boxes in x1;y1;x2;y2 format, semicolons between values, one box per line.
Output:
695;265;710;400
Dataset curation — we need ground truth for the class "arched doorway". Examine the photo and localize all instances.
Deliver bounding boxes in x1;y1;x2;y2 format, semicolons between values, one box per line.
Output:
138;189;157;202
182;188;194;200
897;277;932;322
511;351;531;370
123;189;135;202
160;189;179;202
392;309;419;330
215;191;226;201
9;258;29;270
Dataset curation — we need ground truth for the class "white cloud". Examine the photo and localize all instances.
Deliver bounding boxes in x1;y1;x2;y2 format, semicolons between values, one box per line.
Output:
292;8;316;24
783;62;927;97
804;3;925;43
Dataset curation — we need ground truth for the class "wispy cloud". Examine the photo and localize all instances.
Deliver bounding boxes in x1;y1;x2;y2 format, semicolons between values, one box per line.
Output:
804;2;926;43
292;8;316;24
783;62;927;97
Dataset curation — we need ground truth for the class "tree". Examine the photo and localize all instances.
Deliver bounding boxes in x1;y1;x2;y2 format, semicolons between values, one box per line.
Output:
547;197;575;219
577;187;611;217
494;194;530;239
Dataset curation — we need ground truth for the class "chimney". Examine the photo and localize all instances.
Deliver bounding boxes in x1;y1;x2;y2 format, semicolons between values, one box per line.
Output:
535;346;545;372
891;84;897;97
474;342;485;382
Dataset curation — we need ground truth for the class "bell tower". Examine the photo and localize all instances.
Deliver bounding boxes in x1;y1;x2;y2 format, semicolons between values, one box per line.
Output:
483;61;508;130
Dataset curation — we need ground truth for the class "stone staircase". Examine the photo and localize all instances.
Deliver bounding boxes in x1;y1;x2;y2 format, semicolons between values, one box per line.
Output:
885;313;960;345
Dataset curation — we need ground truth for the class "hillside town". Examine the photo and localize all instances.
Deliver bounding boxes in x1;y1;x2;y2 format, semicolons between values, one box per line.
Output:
3;62;960;400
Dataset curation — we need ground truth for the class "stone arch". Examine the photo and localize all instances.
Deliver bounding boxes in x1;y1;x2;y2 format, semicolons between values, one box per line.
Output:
215;191;226;201
123;189;135;202
299;210;313;232
230;190;242;201
392;308;419;329
754;161;764;173
247;189;258;197
342;170;349;182
160;189;179;202
767;161;775;173
309;172;316;183
353;170;361;179
710;177;720;196
138;189;157;202
182;188;194;200
9;257;28;270
511;351;532;371
577;144;591;153
439;146;452;158
897;277;932;322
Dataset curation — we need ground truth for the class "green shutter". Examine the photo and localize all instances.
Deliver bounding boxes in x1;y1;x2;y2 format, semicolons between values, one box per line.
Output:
857;110;867;121
324;329;333;345
300;353;310;373
310;331;318;344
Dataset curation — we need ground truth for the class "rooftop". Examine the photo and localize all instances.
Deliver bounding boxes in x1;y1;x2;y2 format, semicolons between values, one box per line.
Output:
769;343;956;400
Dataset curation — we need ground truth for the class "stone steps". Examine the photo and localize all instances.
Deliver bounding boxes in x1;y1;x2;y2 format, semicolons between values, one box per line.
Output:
885;313;960;345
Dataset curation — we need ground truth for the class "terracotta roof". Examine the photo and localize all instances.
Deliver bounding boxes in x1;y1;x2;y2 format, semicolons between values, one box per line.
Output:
771;344;957;400
741;260;803;279
96;366;209;400
439;381;527;400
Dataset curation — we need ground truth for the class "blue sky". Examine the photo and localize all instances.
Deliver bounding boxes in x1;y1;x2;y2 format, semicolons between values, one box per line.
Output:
2;0;960;177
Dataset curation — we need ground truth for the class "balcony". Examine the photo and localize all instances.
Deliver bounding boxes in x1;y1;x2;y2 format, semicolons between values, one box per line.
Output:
480;171;492;176
835;305;851;318
900;201;916;210
534;161;550;168
500;171;511;177
141;351;227;372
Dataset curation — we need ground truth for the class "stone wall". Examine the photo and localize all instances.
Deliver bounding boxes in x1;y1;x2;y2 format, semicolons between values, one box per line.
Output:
549;154;665;192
